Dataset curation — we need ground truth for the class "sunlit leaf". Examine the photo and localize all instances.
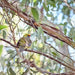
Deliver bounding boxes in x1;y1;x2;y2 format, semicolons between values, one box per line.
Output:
0;25;8;30
0;45;3;57
38;43;43;48
33;0;37;3
31;7;39;21
60;41;64;47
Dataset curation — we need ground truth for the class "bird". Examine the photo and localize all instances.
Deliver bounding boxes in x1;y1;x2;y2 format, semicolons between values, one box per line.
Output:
17;34;32;52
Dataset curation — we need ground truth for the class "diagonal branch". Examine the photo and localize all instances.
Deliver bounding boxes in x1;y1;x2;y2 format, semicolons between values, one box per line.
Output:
63;0;75;11
45;42;75;63
0;38;75;71
0;0;75;48
24;49;75;71
0;38;17;48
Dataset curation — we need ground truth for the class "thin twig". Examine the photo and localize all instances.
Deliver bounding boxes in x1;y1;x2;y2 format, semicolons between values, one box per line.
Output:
0;38;75;71
24;49;75;71
63;0;75;11
45;42;75;63
0;38;17;48
21;59;51;75
1;0;75;48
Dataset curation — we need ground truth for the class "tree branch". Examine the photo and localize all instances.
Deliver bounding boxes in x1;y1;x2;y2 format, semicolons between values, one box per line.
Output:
63;0;75;11
0;38;75;71
0;0;75;72
24;49;75;71
1;0;75;48
21;59;75;75
45;42;75;63
21;59;51;75
0;38;17;48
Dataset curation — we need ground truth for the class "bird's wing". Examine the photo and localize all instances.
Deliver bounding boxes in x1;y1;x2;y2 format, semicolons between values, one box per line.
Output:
17;37;26;47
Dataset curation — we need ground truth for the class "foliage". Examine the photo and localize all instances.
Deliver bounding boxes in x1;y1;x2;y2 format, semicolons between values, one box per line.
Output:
0;0;75;75
31;7;39;21
0;45;3;57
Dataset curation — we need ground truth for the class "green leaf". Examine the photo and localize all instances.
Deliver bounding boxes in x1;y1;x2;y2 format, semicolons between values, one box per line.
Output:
38;27;43;33
9;67;16;75
0;45;3;57
31;7;39;21
43;3;49;12
21;0;26;6
38;27;44;37
0;25;8;30
64;28;67;35
52;52;57;56
7;61;11;67
11;10;15;18
29;54;34;60
22;9;26;12
60;41;64;47
7;50;14;54
33;0;37;3
3;30;6;39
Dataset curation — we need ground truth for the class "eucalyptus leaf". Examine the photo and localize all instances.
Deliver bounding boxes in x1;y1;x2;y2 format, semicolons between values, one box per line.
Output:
37;27;44;39
52;52;57;56
9;67;16;75
60;41;64;47
33;0;37;3
20;0;26;6
64;28;67;35
31;7;39;21
0;25;8;30
69;27;75;41
43;3;49;12
3;30;6;39
0;45;3;57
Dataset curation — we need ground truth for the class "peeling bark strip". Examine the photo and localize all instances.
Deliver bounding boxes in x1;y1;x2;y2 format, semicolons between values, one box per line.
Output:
1;0;75;48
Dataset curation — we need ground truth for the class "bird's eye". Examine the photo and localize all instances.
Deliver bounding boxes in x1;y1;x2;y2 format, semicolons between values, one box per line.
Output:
28;34;31;37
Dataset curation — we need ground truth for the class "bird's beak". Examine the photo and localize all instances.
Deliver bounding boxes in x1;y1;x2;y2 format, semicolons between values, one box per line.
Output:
28;34;31;37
